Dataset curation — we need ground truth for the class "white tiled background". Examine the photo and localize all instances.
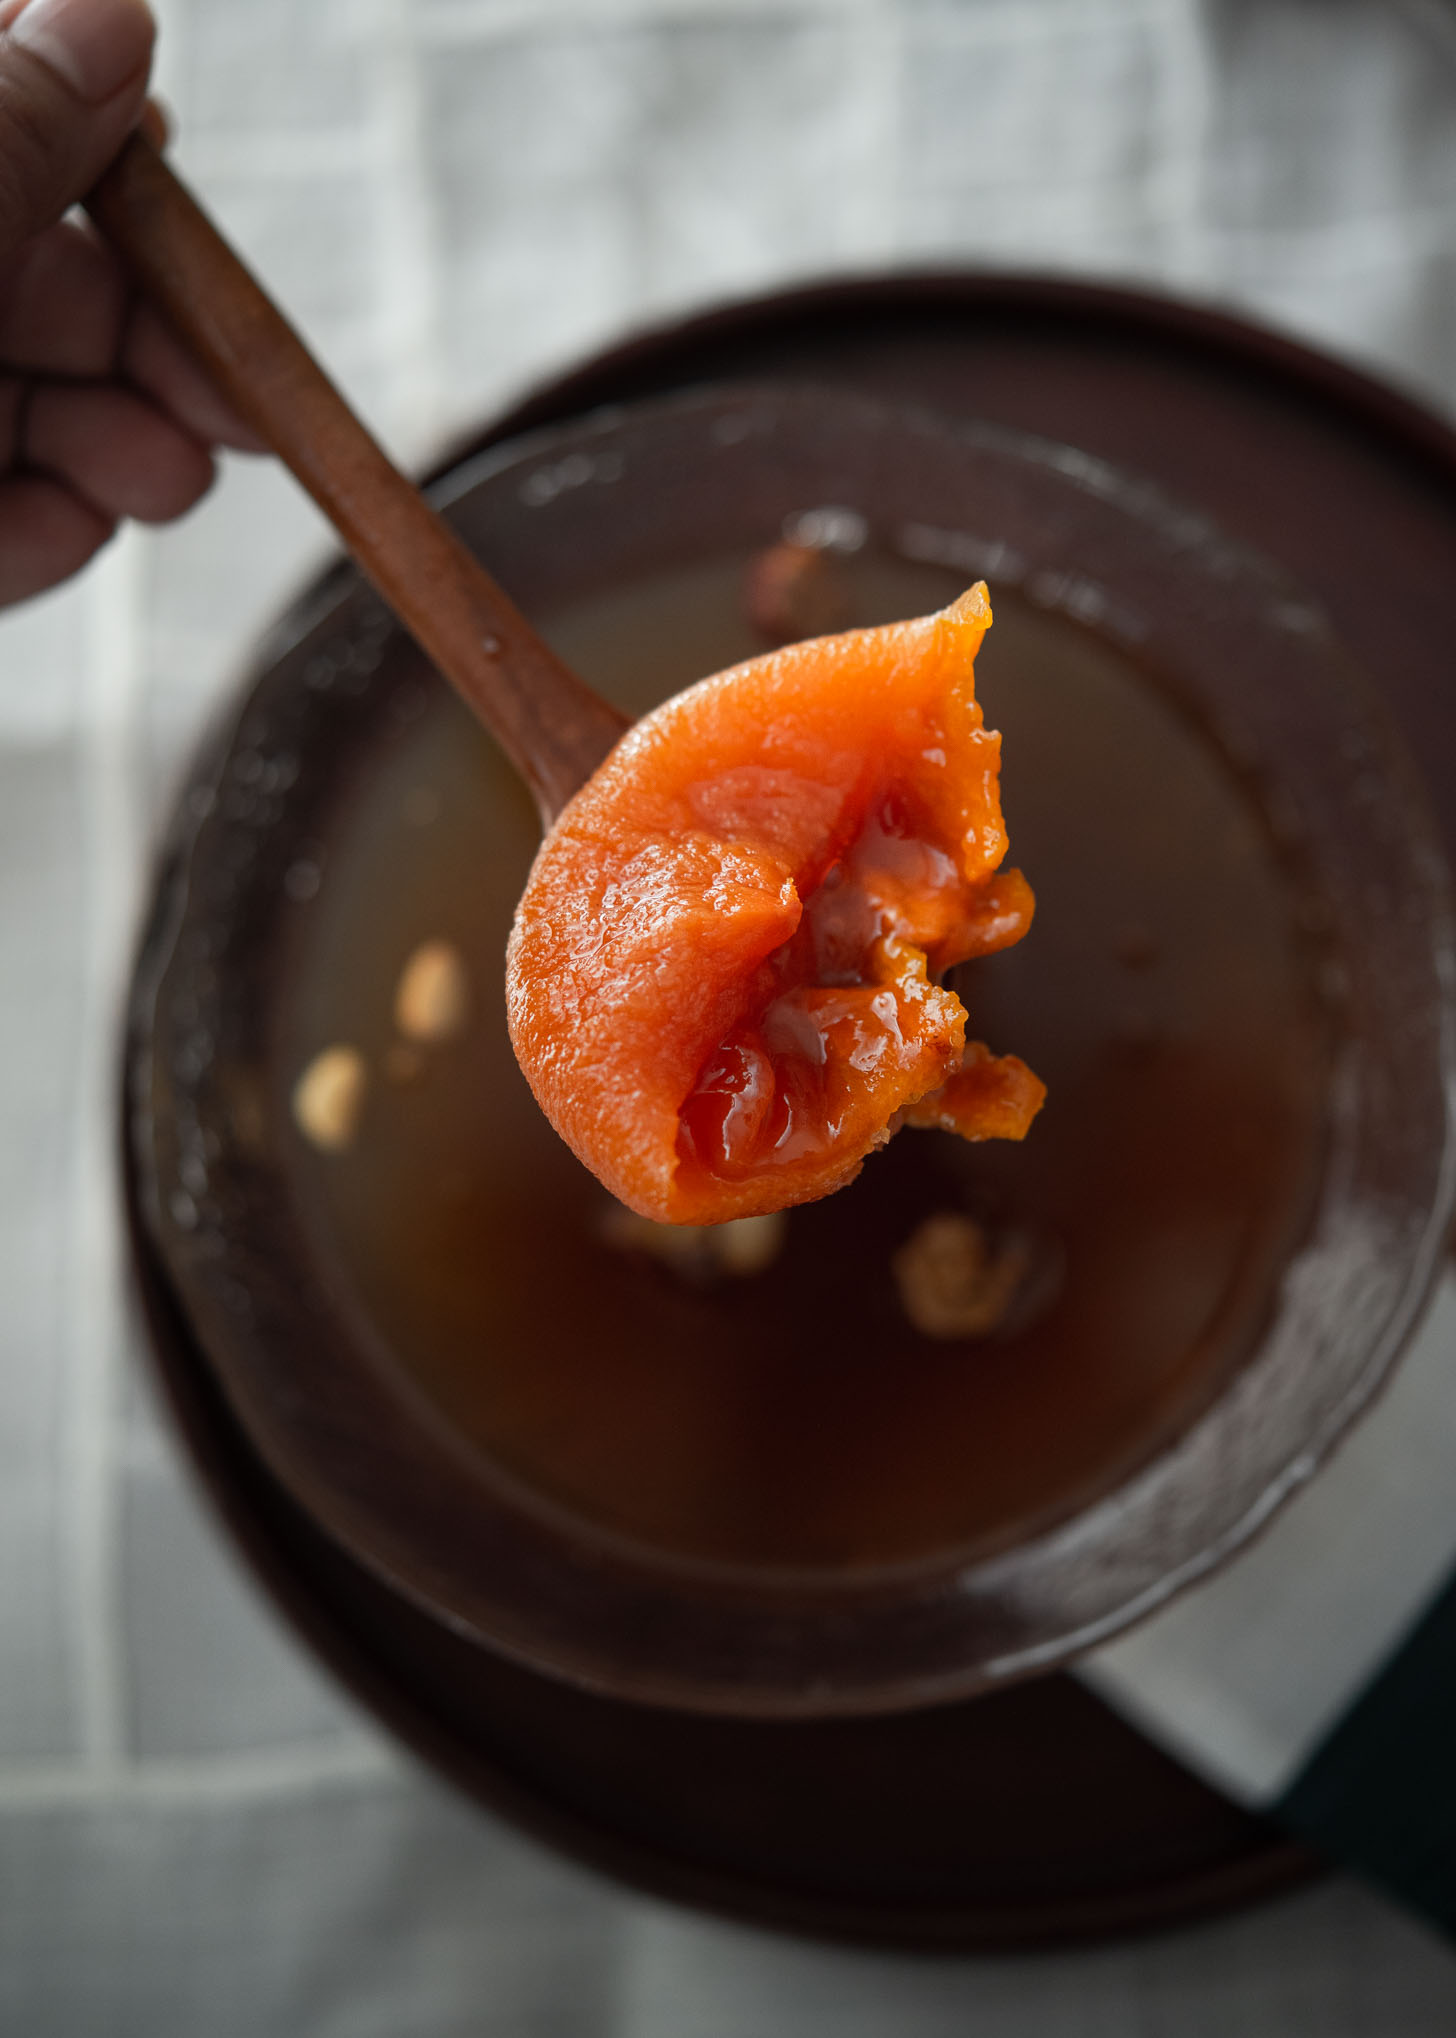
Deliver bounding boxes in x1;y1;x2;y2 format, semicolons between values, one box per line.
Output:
2;1;1456;2029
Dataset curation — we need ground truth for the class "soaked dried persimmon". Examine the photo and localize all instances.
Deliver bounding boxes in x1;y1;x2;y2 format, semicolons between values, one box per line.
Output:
506;583;1043;1223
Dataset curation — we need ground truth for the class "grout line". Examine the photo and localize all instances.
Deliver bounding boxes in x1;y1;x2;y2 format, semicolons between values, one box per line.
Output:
876;0;911;265
1151;0;1216;292
1200;206;1456;257
149;0;191;113
0;1737;398;1813
414;0;1167;47
370;0;451;453
416;0;892;44
62;529;149;1774
842;0;901;267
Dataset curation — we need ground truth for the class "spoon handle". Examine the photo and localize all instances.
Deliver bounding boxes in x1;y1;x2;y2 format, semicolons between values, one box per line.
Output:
86;132;628;824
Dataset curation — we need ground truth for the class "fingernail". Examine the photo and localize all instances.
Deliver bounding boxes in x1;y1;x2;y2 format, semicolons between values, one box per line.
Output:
5;0;155;105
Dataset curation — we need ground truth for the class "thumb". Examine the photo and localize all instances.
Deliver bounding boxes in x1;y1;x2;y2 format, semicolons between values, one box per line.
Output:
0;0;154;256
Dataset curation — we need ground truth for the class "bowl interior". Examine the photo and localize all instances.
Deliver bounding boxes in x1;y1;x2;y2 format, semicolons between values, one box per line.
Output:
128;385;1455;1714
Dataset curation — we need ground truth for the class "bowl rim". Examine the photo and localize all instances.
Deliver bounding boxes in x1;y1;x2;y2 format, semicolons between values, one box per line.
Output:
126;378;1456;1717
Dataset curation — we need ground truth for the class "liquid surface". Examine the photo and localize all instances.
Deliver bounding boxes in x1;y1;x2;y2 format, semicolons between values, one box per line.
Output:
281;555;1331;1574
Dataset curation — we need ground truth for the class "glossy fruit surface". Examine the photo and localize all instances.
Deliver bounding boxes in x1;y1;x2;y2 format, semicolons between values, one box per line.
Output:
507;584;1041;1222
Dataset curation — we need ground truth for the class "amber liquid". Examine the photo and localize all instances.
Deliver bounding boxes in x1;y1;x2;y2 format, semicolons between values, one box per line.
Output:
281;556;1331;1576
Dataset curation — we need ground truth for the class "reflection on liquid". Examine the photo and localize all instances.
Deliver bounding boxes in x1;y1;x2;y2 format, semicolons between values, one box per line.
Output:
279;554;1332;1575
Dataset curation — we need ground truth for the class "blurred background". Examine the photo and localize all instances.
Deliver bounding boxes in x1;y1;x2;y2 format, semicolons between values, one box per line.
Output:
3;0;1456;2029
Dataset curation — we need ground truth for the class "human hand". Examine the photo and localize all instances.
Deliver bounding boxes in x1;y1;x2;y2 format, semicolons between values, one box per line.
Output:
0;0;260;607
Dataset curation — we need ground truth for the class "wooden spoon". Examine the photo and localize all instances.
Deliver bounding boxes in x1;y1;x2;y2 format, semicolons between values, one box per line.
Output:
85;132;629;827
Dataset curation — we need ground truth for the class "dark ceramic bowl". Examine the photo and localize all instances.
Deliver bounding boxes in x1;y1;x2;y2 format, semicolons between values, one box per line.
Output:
126;383;1455;1717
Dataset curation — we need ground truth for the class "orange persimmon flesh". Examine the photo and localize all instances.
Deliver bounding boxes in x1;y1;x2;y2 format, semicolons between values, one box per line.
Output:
506;583;1043;1224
